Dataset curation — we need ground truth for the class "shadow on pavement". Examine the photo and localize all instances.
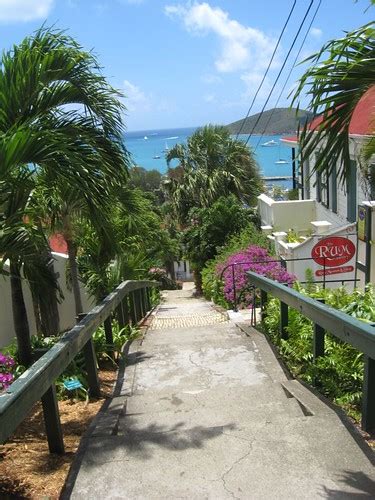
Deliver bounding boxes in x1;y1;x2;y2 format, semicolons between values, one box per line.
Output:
321;470;375;498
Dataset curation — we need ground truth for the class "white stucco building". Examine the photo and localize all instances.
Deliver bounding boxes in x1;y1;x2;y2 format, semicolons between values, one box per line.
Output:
258;86;375;287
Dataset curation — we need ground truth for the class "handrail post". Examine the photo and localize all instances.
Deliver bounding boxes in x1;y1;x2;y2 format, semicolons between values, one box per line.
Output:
260;289;268;322
139;288;146;319
135;289;142;322
362;356;375;433
280;301;289;340
129;291;137;325
145;287;151;312
77;313;101;398
41;385;65;454
104;316;114;355
232;265;237;312
122;295;130;326
313;299;325;361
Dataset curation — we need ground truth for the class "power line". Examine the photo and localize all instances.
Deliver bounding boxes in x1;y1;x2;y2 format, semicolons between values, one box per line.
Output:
244;0;315;146
254;0;322;152
235;0;297;139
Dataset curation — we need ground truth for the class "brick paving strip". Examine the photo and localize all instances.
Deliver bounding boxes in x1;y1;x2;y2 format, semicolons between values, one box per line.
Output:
66;284;375;499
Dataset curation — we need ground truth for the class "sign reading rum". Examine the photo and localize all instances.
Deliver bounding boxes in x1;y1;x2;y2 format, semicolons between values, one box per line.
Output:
311;236;356;276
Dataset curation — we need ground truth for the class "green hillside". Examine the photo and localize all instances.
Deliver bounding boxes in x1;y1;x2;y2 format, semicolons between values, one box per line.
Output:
226;107;313;135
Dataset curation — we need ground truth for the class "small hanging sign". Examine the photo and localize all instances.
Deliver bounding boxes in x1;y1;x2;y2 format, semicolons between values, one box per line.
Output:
358;206;367;242
63;379;83;391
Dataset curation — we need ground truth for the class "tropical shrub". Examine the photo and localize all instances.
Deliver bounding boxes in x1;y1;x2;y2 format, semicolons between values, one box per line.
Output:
263;284;375;420
148;267;180;290
92;322;141;362
202;226;293;309
182;195;254;293
218;245;295;308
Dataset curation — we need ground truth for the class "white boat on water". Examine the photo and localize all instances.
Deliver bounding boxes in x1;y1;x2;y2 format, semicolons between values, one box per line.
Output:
162;142;169;153
275;159;289;164
144;136;148;140
153;155;161;159
261;140;278;147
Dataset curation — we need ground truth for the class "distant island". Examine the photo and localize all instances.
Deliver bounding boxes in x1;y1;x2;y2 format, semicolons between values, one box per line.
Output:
226;107;313;135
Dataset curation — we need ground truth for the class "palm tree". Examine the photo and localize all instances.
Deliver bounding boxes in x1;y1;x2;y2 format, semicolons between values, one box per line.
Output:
0;28;129;366
292;23;375;189
77;186;179;301
165;125;262;223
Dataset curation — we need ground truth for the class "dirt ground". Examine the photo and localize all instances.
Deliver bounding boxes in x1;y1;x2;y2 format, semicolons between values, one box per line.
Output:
0;365;117;499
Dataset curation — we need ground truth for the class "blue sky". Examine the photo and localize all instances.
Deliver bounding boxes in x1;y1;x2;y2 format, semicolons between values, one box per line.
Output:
0;0;373;130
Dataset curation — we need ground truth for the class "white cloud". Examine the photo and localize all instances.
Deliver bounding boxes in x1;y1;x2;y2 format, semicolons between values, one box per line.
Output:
117;0;144;4
123;80;150;112
0;0;54;22
203;94;215;103
310;27;322;38
165;2;275;74
201;73;222;84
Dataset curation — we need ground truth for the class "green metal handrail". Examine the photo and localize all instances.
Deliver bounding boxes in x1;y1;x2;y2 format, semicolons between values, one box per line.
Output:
0;279;159;454
247;270;375;432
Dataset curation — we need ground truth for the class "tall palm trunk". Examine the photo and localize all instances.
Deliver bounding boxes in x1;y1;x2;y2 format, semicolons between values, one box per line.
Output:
194;267;203;295
10;261;32;367
66;238;83;316
39;252;60;335
166;259;176;281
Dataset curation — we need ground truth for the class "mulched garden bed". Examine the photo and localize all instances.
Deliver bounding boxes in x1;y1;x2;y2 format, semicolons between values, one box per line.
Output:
0;363;117;499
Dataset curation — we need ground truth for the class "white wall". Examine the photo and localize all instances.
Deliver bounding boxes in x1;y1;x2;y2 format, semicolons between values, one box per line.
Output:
0;252;93;348
276;224;357;289
173;260;193;281
258;194;316;232
302;138;369;224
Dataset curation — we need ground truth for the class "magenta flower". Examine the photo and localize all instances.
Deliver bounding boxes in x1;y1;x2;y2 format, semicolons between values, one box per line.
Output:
217;245;296;308
0;352;16;392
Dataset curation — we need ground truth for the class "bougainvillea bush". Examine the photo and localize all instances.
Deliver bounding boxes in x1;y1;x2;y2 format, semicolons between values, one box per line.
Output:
0;353;16;392
216;245;295;308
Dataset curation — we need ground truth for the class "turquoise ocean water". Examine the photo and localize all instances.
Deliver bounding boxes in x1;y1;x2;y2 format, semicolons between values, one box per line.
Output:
124;127;294;189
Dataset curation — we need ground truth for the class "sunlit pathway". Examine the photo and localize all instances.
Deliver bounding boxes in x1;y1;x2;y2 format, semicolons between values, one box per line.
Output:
67;284;375;499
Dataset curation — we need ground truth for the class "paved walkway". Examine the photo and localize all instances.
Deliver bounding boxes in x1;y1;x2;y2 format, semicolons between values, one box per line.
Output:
67;285;375;499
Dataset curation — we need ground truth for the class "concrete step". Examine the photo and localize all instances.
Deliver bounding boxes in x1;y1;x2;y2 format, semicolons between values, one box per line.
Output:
281;379;333;417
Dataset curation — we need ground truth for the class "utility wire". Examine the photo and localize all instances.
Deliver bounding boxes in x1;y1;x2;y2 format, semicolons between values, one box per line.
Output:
235;0;297;139
254;0;322;152
244;0;315;146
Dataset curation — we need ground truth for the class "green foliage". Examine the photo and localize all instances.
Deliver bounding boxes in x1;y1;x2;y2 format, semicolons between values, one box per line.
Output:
287;188;299;201
165;124;262;223
77;186;179;300
202;222;271;306
293;22;375;190
0;27;130;365
183;195;251;269
263;284;375;420
128;166;164;205
92;322;141;363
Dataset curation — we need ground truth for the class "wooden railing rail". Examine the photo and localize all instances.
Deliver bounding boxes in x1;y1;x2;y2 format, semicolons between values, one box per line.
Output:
247;270;375;432
0;279;159;454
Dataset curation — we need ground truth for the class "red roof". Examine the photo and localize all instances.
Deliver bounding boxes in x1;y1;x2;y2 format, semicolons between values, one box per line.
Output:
281;135;298;145
282;86;375;147
349;85;375;135
49;233;68;254
308;85;375;136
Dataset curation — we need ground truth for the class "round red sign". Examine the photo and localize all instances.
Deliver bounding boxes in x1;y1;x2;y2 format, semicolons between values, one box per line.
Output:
311;236;356;267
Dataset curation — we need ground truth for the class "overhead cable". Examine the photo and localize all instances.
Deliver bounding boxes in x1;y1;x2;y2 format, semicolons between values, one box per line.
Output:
254;0;322;152
244;0;315;146
235;0;297;139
